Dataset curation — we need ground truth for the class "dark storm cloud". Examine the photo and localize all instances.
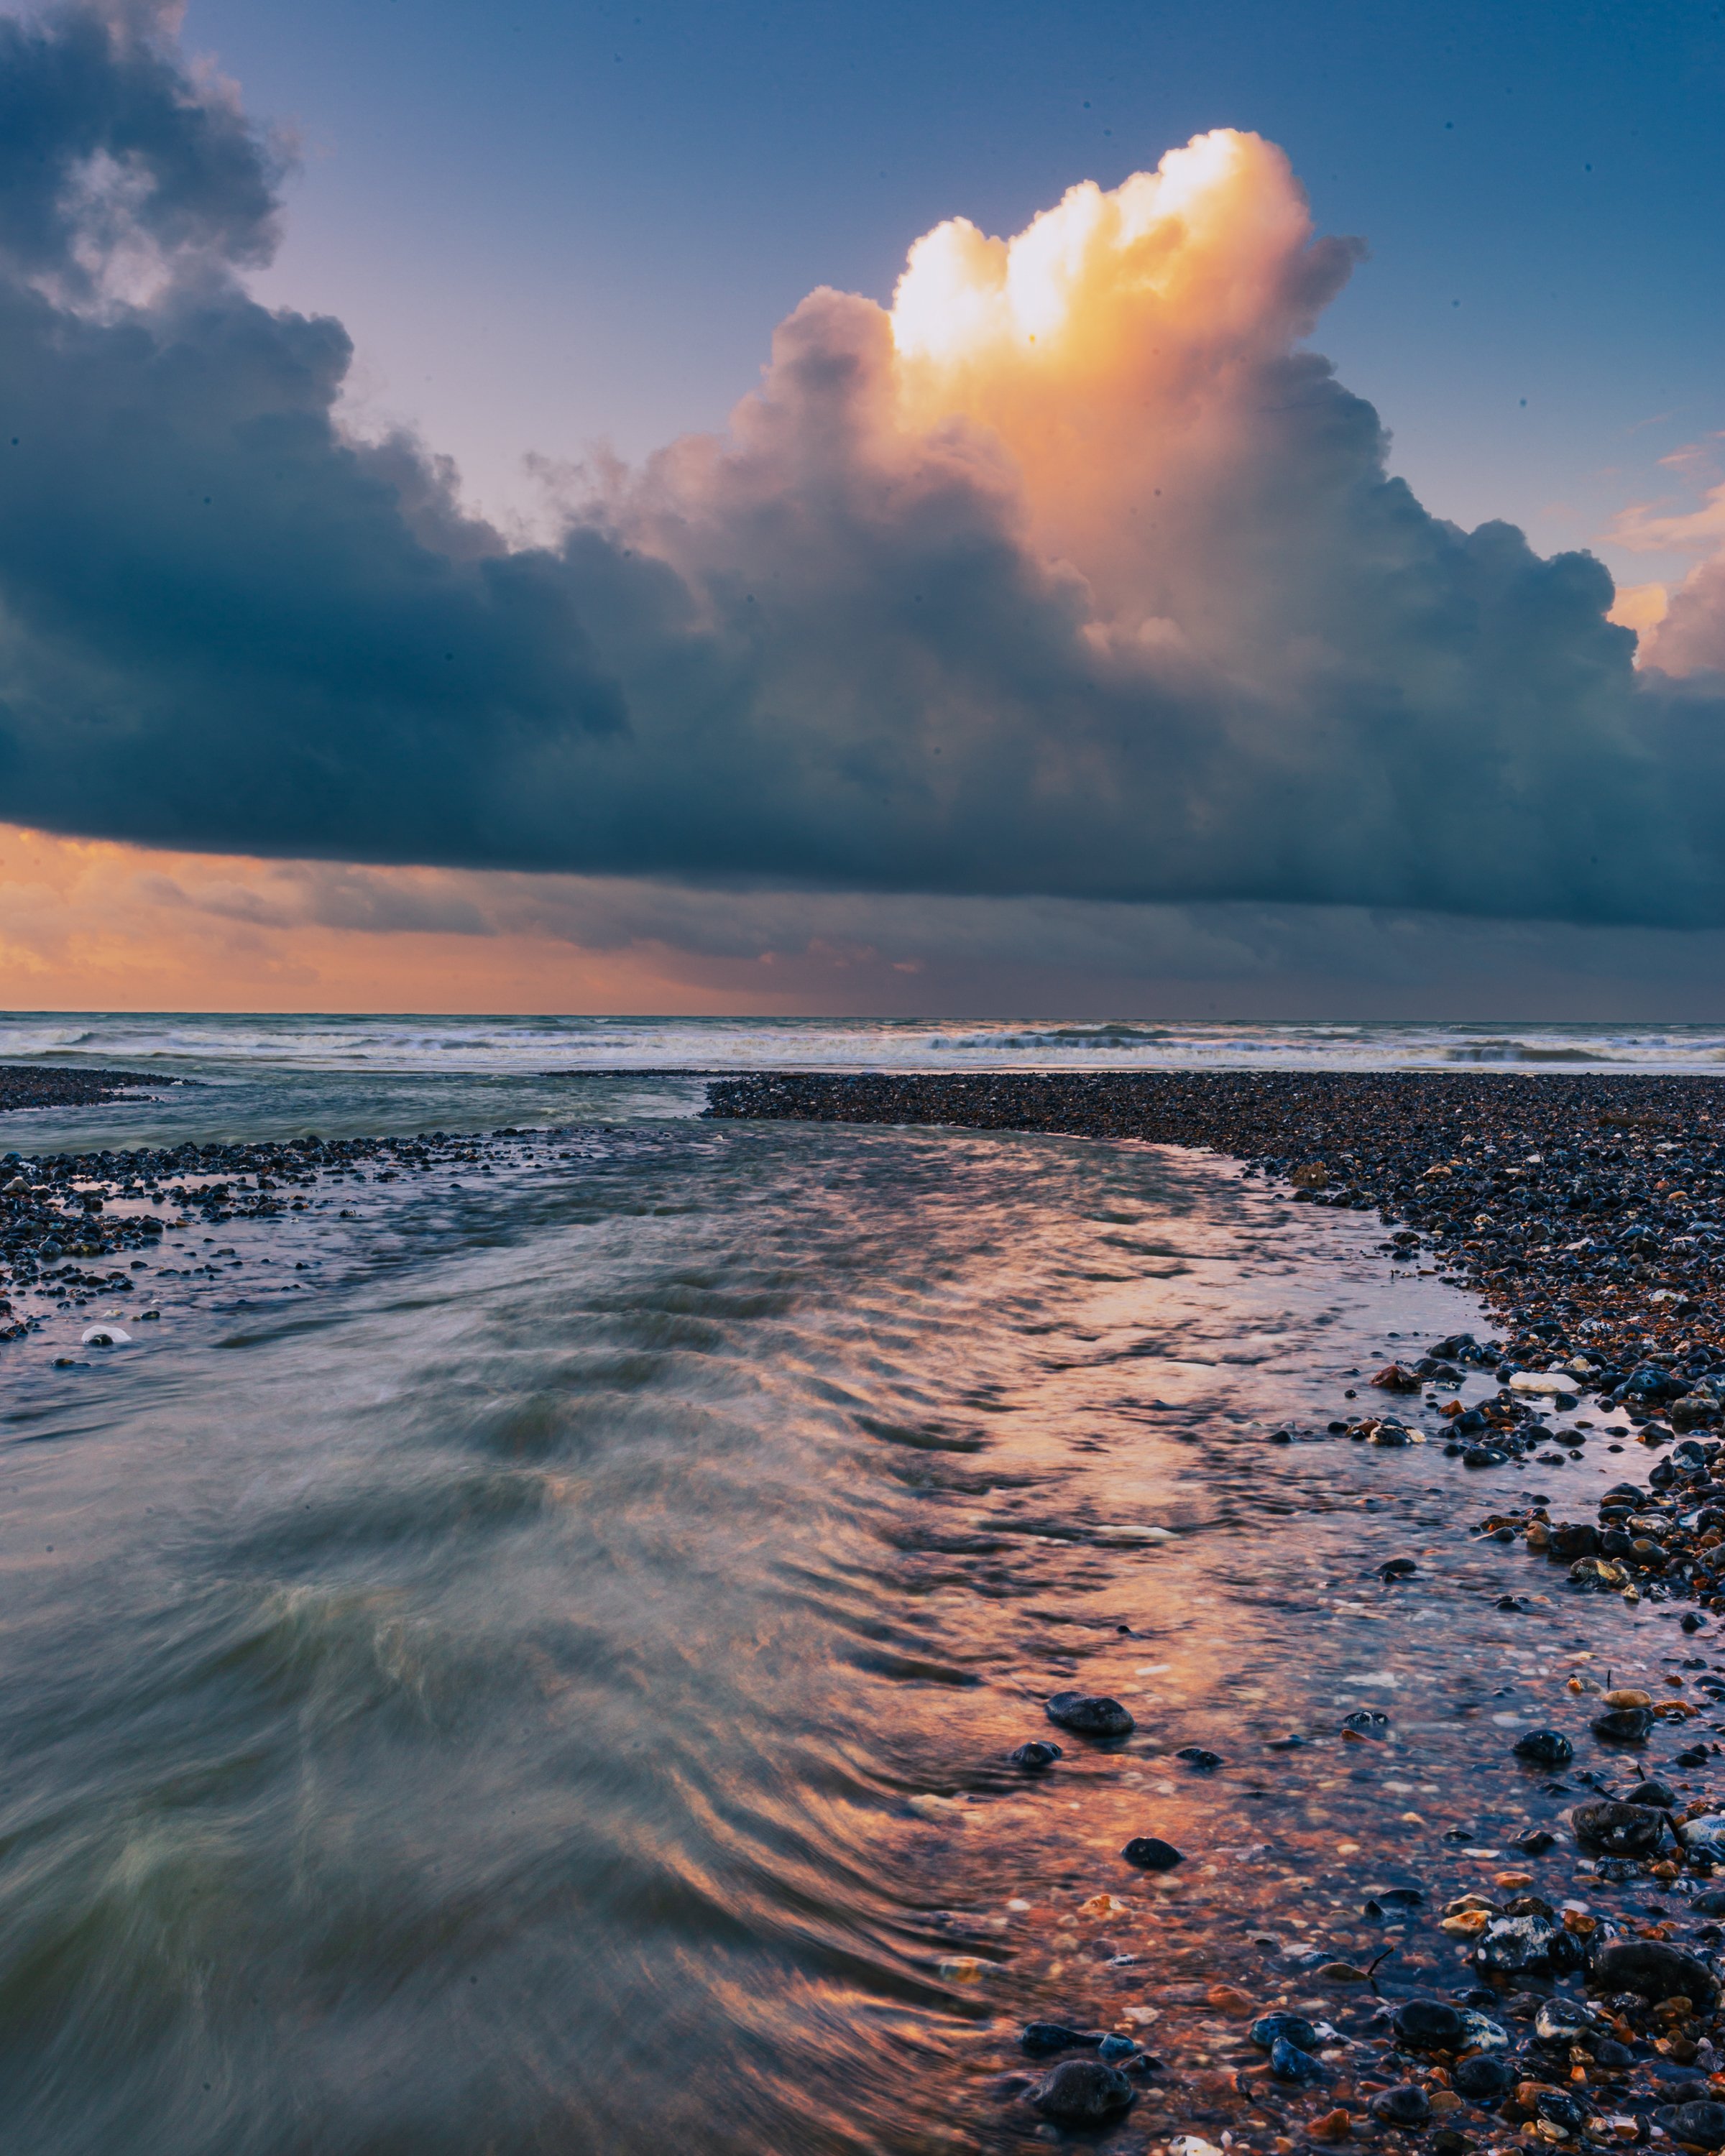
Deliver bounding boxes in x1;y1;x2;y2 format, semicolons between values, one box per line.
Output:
1;1;1724;926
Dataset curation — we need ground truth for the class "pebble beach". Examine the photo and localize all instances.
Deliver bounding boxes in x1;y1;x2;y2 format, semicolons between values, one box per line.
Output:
9;1047;1725;2152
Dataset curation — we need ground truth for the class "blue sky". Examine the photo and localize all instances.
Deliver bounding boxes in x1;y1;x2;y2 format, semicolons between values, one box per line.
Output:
185;0;1724;583
4;0;1725;1013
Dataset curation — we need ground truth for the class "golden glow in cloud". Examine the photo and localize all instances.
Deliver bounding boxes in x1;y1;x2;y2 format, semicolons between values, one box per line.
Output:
886;130;1357;629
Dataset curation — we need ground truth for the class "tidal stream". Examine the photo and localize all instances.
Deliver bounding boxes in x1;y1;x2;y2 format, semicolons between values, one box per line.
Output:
0;1095;1696;2153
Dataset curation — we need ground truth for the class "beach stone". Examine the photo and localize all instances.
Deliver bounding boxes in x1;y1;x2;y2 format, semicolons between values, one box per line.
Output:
1045;1692;1135;1738
1393;1998;1467;2048
1573;1800;1665;1856
1371;2084;1433;2127
1270;2035;1328;2083
1020;2022;1103;2056
1513;1728;1573;1767
1664;2103;1725;2149
1026;2058;1135;2123
1590;1938;1719;2007
1624;1779;1678;1809
1372;1363;1423;1393
1250;2013;1322;2053
1548;1522;1600;1561
1176;1746;1223;1770
1692;1885;1725;1917
1591;1706;1655;1743
1452;2053;1517;2103
1534;1997;1596;2043
1536;2091;1592;2134
1472;1911;1581;1977
1121;1835;1184;1871
1009;1740;1062;1771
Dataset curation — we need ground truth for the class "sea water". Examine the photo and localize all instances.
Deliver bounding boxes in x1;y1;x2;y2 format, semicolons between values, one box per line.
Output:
0;1021;1683;2152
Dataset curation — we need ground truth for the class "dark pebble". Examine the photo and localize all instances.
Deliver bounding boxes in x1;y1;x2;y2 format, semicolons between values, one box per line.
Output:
1392;1998;1466;2049
1269;2036;1328;2083
1121;1835;1184;1872
1250;2012;1322;2052
1020;2023;1104;2057
1573;1800;1665;1856
1044;1692;1135;1738
1452;2053;1517;2103
1513;1729;1573;1767
1371;2084;1433;2126
1663;2103;1725;2149
1026;2058;1136;2123
1009;1740;1063;1771
1591;1707;1655;1743
1591;1938;1720;2007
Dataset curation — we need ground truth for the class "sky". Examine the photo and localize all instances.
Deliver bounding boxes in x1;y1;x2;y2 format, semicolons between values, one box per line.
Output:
1;0;1723;1014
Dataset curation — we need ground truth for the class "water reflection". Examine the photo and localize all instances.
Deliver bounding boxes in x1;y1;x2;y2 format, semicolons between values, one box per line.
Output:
0;1120;1682;2152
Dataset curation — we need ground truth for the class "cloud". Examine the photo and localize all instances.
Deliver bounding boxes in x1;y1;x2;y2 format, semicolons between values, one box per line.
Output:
15;822;1725;1021
1;2;1725;930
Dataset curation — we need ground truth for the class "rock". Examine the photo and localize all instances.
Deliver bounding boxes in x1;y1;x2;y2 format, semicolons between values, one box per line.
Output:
1379;1556;1419;1579
1393;1998;1467;2049
1249;2013;1323;2053
1513;1729;1574;1767
1662;2104;1725;2149
1590;1706;1655;1743
1692;1885;1725;1917
1549;1522;1601;1561
1624;1779;1677;1809
1176;1746;1223;1770
1535;2091;1592;2134
1020;2023;1104;2056
1452;2053;1517;2103
1472;1912;1582;1977
1045;1692;1135;1738
1514;1829;1558;1855
1677;1812;1725;1857
1095;2035;1137;2063
1121;1835;1184;1871
1372;1363;1424;1392
1270;2036;1328;2083
1371;2084;1433;2127
1590;1937;1719;2007
1534;1997;1596;2042
1009;1740;1063;1771
1026;2058;1136;2123
1572;1800;1665;1856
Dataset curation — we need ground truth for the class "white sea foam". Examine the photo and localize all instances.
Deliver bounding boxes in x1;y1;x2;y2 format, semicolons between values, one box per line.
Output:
1;1012;1724;1076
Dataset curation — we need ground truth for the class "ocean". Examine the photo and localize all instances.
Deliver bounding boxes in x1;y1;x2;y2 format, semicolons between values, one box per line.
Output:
0;1017;1684;2152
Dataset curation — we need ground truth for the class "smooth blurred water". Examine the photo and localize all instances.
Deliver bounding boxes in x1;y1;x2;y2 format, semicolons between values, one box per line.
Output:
0;1104;1685;2155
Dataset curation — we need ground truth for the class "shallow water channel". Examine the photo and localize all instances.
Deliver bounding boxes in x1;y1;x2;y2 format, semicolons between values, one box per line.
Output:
0;1105;1703;2154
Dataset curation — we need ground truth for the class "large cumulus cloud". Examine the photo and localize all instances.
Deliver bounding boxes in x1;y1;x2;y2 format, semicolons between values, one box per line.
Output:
2;0;1724;926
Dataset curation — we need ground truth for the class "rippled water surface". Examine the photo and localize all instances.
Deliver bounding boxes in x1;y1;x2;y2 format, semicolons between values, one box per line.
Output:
0;1101;1696;2153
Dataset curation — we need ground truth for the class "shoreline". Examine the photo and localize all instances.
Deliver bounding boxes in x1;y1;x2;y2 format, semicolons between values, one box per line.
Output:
0;1061;166;1113
707;1070;1725;2146
12;1068;1725;2145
